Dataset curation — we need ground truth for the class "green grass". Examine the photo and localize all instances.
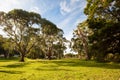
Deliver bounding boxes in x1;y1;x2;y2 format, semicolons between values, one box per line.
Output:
0;58;120;80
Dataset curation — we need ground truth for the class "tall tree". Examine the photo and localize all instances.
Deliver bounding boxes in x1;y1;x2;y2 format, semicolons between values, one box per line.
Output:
52;38;67;59
71;21;92;60
84;0;120;61
0;9;41;62
40;19;64;60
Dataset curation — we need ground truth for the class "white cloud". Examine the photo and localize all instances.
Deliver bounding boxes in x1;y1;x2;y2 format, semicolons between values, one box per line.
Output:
70;0;79;5
59;0;87;41
0;0;40;36
0;0;42;13
30;7;41;13
60;0;86;15
58;7;81;29
0;0;26;12
60;0;71;15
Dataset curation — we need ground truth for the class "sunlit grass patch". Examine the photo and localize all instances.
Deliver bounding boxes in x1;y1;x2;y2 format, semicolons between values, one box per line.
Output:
0;58;120;80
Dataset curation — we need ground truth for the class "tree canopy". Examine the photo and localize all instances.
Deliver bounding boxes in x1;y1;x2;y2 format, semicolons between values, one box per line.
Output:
84;0;120;61
0;9;66;62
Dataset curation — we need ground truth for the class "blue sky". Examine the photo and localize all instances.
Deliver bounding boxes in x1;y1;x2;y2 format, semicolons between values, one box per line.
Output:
0;0;87;40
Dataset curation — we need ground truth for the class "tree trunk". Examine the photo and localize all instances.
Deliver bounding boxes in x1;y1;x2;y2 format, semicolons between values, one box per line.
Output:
3;52;7;58
84;44;89;60
78;28;90;60
48;47;52;60
78;53;82;59
20;53;25;62
58;53;61;59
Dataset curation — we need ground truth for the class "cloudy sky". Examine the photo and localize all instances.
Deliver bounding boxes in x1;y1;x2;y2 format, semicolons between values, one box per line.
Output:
0;0;87;40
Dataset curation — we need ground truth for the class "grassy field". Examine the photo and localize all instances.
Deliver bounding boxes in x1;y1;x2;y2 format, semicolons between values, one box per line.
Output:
0;58;120;80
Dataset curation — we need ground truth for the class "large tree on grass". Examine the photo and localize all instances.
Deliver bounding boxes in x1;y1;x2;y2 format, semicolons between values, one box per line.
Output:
0;9;41;62
84;0;120;61
71;21;92;60
40;19;65;60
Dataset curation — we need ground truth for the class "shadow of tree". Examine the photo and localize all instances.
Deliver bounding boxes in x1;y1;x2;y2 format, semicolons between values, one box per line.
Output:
0;57;19;62
2;62;30;68
35;67;72;71
43;60;120;69
1;58;120;70
0;70;24;74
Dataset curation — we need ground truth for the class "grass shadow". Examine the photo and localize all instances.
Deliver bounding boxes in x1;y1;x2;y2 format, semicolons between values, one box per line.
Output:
2;62;30;68
0;70;24;74
35;67;72;71
49;60;120;69
0;57;19;62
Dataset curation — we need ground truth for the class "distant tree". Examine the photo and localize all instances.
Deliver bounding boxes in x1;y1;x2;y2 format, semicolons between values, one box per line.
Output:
71;37;84;59
2;38;15;58
0;35;5;58
40;19;65;60
0;9;41;62
64;53;76;58
27;45;45;59
53;41;67;59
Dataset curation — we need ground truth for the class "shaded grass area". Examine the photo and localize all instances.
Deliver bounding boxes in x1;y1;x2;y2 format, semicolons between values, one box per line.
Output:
0;70;24;74
49;59;120;69
0;57;19;62
0;58;120;80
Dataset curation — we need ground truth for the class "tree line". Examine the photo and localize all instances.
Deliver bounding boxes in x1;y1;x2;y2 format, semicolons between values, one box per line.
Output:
0;9;67;62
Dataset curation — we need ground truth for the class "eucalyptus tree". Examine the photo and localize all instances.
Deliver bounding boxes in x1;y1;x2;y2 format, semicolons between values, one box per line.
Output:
40;19;64;60
52;37;67;59
84;0;120;61
0;35;5;57
71;37;84;59
0;9;41;62
71;21;92;60
2;38;15;58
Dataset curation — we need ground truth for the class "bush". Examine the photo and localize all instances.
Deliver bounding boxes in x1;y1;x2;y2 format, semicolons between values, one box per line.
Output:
113;53;120;62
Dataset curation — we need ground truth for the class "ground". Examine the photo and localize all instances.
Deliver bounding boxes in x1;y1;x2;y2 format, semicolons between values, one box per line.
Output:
0;58;120;80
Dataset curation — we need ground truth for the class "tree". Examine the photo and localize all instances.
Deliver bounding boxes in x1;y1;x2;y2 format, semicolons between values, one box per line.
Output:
40;18;65;60
0;35;6;58
2;38;15;58
27;44;45;59
52;39;67;59
71;37;84;59
84;0;120;61
71;21;92;60
0;9;41;62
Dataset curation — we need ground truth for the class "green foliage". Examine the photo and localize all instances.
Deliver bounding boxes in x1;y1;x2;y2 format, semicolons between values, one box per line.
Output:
64;53;77;58
71;21;92;60
27;46;45;59
0;9;65;61
84;0;120;62
0;35;16;58
39;18;66;60
0;9;42;62
41;18;63;36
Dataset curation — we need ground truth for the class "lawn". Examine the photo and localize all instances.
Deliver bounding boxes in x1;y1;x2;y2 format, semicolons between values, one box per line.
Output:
0;58;120;80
